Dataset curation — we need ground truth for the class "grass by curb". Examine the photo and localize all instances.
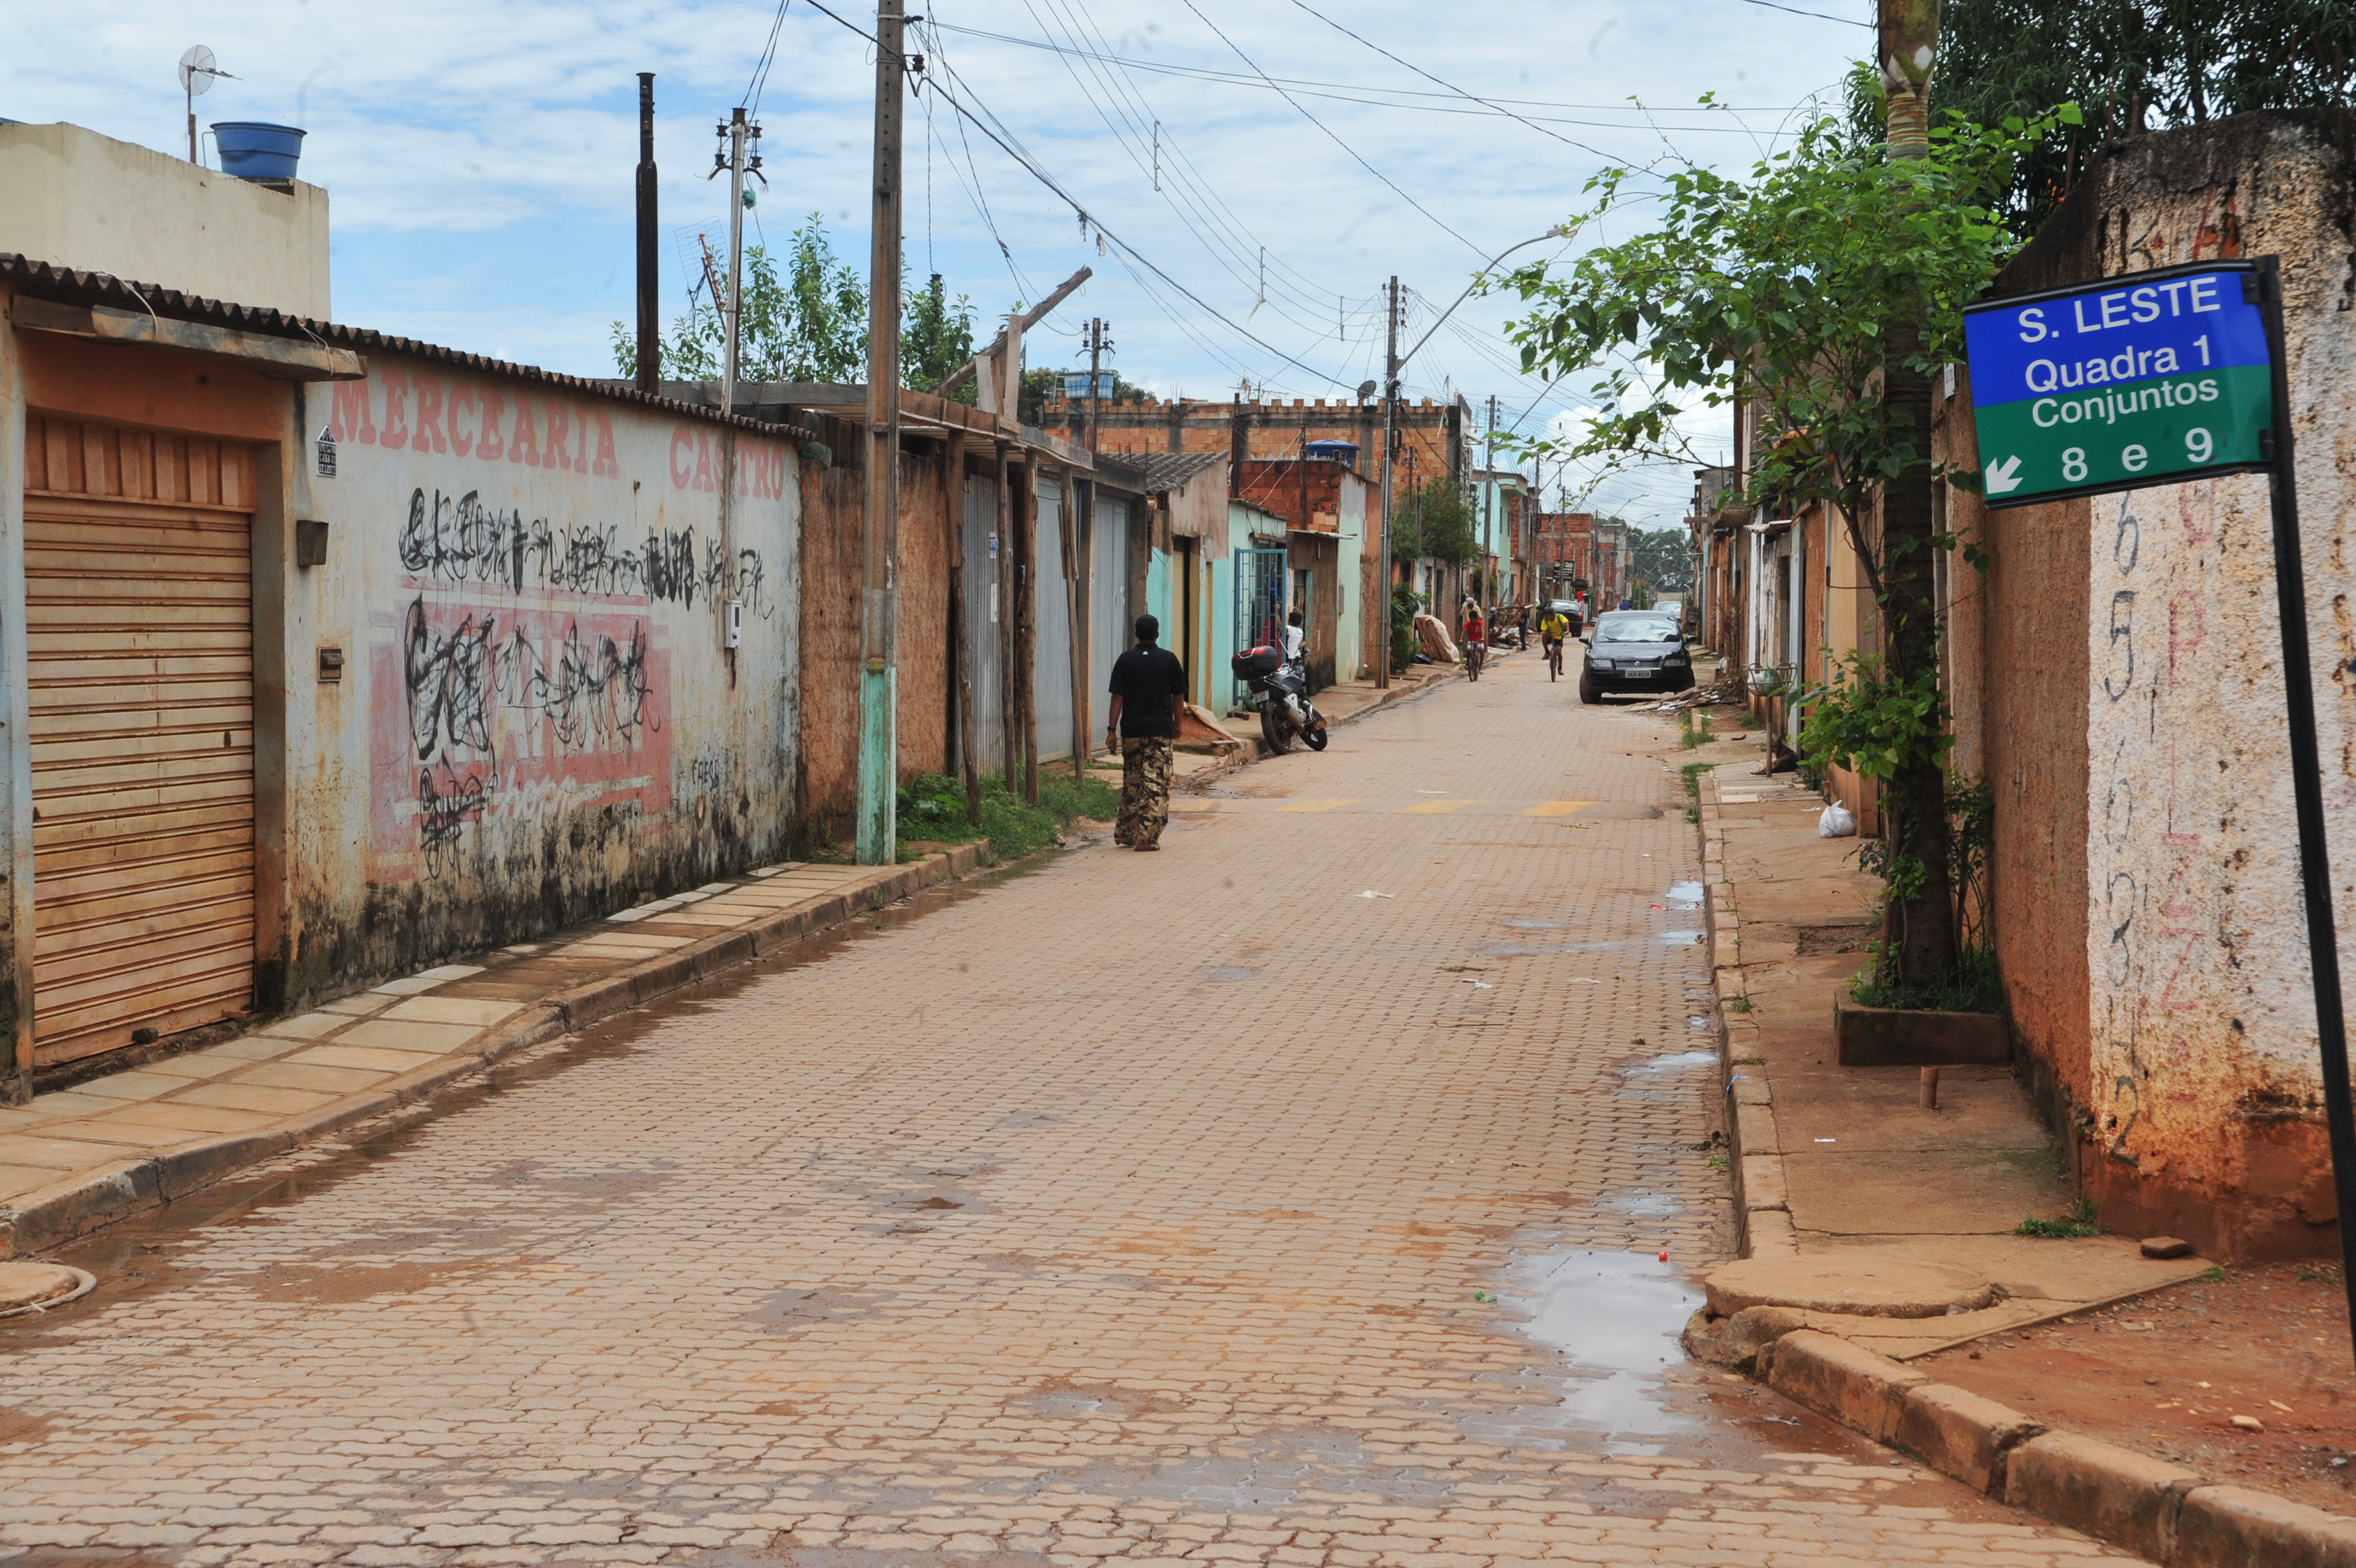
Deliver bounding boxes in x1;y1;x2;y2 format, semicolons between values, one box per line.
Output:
897;772;1119;864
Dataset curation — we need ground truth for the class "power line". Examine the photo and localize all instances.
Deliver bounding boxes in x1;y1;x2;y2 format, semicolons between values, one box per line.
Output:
1018;0;1364;328
742;0;795;114
1284;0;1650;166
918;66;1357;392
922;23;1809;115
920;22;1040;305
1175;0;1484;258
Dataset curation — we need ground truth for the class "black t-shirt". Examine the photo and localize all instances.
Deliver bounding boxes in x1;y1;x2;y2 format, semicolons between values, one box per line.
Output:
1108;643;1188;739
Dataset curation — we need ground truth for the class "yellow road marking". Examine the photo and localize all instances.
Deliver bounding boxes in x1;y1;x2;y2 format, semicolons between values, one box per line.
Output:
1277;798;1358;813
1524;801;1596;816
1400;799;1477;814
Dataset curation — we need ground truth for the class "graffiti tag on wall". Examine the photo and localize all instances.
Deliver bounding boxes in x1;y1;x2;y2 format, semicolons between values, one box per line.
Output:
371;595;671;881
348;368;790;881
398;487;768;614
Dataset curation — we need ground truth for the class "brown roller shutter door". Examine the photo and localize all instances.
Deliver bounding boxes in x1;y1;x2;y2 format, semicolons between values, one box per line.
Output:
22;415;257;1068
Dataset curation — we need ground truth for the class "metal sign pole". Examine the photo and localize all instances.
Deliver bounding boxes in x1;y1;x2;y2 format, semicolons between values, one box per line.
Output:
2252;256;2356;1365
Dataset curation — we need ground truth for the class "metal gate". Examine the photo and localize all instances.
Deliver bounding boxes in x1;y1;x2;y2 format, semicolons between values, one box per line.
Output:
1088;493;1130;741
1232;546;1286;708
21;415;257;1067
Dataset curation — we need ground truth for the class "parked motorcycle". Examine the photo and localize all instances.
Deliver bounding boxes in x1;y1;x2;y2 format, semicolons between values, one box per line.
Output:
1232;644;1329;754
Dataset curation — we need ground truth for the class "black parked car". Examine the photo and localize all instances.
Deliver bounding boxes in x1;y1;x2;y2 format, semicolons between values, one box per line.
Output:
1578;610;1693;704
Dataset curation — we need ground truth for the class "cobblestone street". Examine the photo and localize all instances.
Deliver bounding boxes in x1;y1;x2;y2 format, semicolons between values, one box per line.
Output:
1;657;2134;1566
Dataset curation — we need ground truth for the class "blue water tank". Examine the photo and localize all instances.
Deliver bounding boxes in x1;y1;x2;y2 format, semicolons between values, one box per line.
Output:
212;122;306;182
1303;440;1358;467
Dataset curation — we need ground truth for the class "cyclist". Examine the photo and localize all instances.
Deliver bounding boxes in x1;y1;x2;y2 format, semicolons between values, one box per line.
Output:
1461;601;1486;679
1537;604;1570;678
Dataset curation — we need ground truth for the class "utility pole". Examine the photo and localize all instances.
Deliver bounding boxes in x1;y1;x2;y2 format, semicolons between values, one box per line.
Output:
1484;393;1497;597
634;74;660;396
854;0;907;866
1375;275;1399;690
1085;318;1110;454
719;108;750;417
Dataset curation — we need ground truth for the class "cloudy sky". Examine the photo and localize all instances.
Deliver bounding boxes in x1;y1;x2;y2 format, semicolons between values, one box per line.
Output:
9;0;1869;525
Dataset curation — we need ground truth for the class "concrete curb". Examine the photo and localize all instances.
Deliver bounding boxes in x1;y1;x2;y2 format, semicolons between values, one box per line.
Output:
1755;1330;2356;1566
1693;772;2356;1565
0;843;986;1259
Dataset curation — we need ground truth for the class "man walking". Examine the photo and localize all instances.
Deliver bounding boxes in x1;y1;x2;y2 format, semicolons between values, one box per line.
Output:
1106;614;1188;852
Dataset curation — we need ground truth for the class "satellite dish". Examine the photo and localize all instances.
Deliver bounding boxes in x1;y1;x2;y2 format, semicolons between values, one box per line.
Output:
179;45;218;96
1356;379;1379;401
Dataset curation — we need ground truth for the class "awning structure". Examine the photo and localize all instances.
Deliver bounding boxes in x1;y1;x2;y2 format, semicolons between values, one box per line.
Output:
1098;451;1228;558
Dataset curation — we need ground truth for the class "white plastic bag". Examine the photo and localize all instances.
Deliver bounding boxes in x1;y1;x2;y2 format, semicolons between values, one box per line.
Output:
1818;802;1857;838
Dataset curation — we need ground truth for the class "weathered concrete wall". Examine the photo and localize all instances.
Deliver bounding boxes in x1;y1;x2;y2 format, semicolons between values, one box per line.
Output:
0;124;332;318
307;352;801;998
1965;111;2356;1258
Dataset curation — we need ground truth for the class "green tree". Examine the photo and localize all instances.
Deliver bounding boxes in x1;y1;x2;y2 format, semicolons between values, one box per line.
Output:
1630;528;1694;595
1392;477;1477;569
1928;0;2356;232
1492;77;2073;992
903;272;978;399
611;214;976;393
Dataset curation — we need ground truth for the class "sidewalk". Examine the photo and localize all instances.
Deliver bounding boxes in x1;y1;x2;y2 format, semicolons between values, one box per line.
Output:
1692;750;2207;1356
0;846;984;1258
1684;702;2356;1551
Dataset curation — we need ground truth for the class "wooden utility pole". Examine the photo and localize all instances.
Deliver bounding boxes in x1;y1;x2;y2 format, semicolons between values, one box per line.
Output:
854;0;907;866
1375;276;1399;688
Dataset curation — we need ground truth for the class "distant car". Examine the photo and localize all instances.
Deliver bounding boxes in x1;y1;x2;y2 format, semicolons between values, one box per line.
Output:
1579;610;1692;704
1545;597;1585;636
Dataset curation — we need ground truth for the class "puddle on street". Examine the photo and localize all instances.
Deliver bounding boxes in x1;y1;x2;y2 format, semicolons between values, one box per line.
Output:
1478;939;1633;957
1664;881;1704;910
1625;1049;1717;1076
1508;1248;1705;1450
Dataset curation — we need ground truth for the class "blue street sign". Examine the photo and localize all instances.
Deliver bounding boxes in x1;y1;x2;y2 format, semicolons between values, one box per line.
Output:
1962;259;2276;508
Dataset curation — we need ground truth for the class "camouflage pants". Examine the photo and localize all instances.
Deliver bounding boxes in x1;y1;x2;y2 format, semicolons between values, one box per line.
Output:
1116;737;1175;848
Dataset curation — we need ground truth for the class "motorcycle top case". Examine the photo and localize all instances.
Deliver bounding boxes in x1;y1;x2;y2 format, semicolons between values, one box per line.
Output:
1232;645;1282;679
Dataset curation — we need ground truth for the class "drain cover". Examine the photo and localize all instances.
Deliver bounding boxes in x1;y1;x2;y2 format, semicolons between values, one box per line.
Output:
0;1262;95;1317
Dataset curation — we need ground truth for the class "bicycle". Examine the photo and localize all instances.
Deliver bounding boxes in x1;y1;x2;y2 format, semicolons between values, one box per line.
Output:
1465;640;1483;681
1545;637;1564;681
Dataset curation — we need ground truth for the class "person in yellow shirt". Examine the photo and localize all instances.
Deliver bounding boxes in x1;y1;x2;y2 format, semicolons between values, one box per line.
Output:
1537;607;1571;678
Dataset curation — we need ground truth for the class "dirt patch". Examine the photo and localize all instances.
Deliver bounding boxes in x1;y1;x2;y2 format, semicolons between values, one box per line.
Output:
1796;924;1875;956
0;1405;57;1447
1916;1262;2356;1513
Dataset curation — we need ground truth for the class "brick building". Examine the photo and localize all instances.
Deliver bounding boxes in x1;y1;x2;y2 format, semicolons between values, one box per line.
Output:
1045;393;1471;498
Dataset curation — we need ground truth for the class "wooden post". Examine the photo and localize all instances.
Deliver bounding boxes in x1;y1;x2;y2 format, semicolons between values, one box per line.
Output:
1017;459;1040;804
995;439;1017;794
947;433;980;823
1064;476;1088;783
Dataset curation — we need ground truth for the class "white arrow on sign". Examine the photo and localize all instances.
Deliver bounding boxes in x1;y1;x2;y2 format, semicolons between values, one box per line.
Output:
1985;454;2023;495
